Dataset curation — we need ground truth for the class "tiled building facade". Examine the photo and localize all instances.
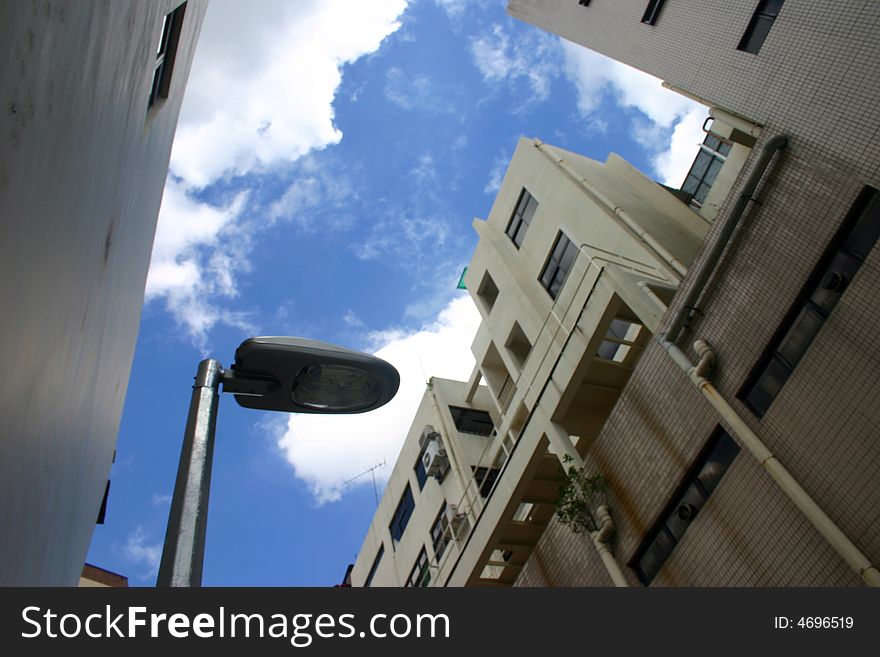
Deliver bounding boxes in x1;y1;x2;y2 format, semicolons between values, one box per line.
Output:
508;0;880;586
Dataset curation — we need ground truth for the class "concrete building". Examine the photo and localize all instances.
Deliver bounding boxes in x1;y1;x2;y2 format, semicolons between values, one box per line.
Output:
351;138;714;586
0;1;206;585
504;0;880;587
352;0;880;586
351;379;502;587
79;564;129;588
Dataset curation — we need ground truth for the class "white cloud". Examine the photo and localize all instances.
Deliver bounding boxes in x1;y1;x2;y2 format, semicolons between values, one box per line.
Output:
560;39;708;185
171;0;411;187
147;0;410;345
276;295;481;504
484;151;510;194
120;527;162;579
651;106;707;186
151;493;172;506
469;24;560;108
384;68;456;114
145;178;256;349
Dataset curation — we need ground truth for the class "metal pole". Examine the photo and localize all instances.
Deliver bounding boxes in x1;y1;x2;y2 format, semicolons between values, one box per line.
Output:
157;359;224;587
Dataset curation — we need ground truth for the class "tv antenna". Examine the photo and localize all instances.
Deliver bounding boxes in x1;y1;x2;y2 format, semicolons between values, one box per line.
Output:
344;459;386;507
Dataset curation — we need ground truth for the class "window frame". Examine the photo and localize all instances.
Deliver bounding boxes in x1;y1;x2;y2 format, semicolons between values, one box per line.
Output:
539;231;579;300
449;405;494;437
430;502;453;561
641;0;666;25
406;546;431;587
149;2;187;108
630;428;740;585
505;188;538;249
363;544;384;587
388;484;415;544
739;185;880;417
737;0;785;54
472;466;501;498
681;133;732;207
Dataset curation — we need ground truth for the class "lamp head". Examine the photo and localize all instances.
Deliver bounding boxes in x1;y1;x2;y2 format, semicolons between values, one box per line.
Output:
229;337;400;414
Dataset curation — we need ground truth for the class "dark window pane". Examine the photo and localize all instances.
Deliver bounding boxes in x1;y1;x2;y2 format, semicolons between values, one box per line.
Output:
690;151;712;178
763;0;785;16
740;16;775;54
641;0;666;25
717;141;733;157
637;528;675;584
745;356;792;416
664;482;705;541
414;452;428;490
694;182;712;204
473;467;500;497
703;158;724;187
635;429;738;585
389;485;415;542
698;433;740;495
406;548;430;587
810;251;860;314
449;406;494;436
506;189;537;248
776;305;825;367
703;134;722;151
682;173;701;195
842;192;880;261
364;544;384;587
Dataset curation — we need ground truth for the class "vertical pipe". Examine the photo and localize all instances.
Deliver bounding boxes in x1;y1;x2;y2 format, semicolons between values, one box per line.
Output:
157;358;223;587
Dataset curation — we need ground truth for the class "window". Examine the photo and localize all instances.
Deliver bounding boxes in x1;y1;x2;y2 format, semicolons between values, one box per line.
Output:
96;480;110;524
738;0;784;54
472;466;500;497
406;547;431;587
149;2;187;108
741;186;880;416
641;0;666;25
539;231;579;299
506;189;538;248
389;484;415;543
450;406;494;436
681;133;731;207
363;544;384;587
430;502;453;561
596;319;643;363
578;0;592;6
414;447;428;490
632;429;740;584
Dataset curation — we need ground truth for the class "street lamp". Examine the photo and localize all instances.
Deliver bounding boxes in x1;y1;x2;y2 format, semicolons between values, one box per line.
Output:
156;337;400;587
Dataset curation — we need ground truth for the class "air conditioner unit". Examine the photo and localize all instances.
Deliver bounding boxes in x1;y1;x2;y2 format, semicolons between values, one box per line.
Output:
445;504;468;538
419;424;441;450
422;436;449;478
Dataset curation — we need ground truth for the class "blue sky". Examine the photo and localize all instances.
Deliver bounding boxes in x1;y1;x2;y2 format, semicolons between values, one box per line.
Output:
86;0;706;585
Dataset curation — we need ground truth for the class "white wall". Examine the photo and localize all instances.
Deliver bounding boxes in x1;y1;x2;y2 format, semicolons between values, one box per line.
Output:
0;0;207;585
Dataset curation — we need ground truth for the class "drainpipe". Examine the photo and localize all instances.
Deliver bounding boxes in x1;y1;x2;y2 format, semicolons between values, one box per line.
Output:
555;437;629;587
665;134;788;342
658;337;880;587
591;506;629;588
654;133;880;586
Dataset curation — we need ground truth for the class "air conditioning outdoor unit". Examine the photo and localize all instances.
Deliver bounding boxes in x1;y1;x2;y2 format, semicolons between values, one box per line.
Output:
422;436;449;478
419;424;441;449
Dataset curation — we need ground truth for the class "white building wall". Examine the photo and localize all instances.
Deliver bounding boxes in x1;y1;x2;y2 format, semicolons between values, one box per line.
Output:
350;379;499;587
0;0;207;585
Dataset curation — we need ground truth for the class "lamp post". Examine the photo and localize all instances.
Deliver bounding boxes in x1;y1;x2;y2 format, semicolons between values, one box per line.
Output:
156;337;400;587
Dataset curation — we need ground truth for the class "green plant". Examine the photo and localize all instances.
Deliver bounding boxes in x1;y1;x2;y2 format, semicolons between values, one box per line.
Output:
555;455;608;535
